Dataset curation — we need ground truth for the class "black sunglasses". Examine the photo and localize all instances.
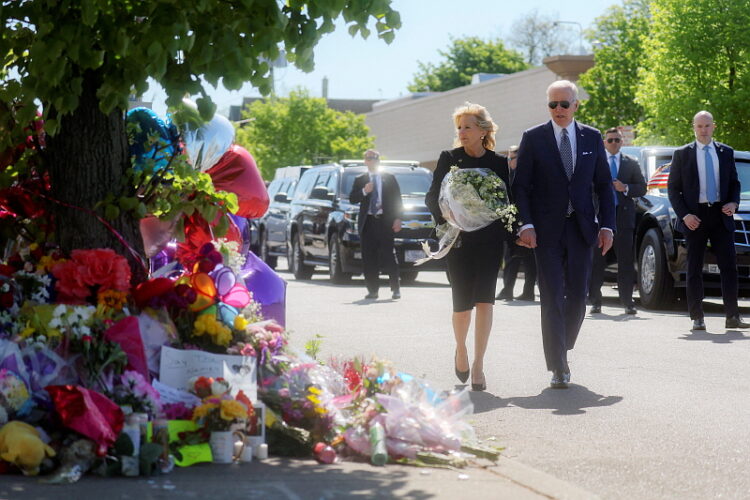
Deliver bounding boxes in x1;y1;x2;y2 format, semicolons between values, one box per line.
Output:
364;156;379;160
548;100;571;109
606;138;622;144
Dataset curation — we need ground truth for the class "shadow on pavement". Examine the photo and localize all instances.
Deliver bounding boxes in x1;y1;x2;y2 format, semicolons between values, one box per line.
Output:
679;330;750;343
469;385;623;417
1;458;435;500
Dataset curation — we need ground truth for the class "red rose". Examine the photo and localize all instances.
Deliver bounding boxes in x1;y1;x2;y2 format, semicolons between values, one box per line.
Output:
132;277;174;308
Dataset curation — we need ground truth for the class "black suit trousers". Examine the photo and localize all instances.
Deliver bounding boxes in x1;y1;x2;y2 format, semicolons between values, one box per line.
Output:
589;227;636;307
684;204;738;320
502;244;536;296
361;215;399;293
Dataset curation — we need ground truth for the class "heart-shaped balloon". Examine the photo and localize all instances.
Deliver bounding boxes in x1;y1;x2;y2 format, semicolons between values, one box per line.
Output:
221;284;251;309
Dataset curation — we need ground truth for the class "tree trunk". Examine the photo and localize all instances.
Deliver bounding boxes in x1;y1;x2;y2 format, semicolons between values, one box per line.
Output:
45;70;146;283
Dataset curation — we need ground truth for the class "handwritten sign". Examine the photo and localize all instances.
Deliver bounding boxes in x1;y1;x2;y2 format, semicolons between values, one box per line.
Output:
159;346;257;401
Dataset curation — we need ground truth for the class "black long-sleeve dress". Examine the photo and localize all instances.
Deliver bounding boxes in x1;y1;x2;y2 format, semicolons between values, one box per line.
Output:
425;147;511;312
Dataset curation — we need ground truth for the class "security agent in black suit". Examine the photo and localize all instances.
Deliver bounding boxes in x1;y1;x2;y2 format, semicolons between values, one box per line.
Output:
349;150;403;300
497;145;537;301
668;111;748;330
589;127;647;315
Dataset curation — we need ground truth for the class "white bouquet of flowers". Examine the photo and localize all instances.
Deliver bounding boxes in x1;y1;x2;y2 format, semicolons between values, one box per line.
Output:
416;167;517;264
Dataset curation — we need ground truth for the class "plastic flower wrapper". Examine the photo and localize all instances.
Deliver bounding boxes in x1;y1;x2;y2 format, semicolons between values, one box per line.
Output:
46;385;125;456
258;361;346;443
113;370;162;417
0;368;31;422
417;167;517;264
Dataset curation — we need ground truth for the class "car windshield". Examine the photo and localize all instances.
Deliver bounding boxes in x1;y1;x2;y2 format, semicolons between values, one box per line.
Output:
737;160;750;200
340;169;432;200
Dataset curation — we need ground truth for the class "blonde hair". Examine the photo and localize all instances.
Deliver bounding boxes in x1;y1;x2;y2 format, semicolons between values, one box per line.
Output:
452;102;498;151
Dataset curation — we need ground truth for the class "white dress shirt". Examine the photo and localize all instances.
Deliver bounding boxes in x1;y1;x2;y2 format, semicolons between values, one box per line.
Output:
695;141;720;203
363;172;383;214
552;120;577;170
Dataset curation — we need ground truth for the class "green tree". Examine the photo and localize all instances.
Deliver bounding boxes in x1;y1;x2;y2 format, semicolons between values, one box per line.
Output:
635;0;750;147
235;89;374;179
407;36;528;92
0;1;399;275
576;0;651;131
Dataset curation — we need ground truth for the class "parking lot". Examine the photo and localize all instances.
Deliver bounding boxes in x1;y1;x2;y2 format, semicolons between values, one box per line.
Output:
282;263;750;499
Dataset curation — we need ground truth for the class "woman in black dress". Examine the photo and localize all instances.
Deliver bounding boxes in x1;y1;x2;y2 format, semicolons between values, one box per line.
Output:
425;102;511;392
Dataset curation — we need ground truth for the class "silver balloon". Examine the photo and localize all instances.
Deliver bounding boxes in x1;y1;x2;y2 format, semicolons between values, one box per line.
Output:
183;107;235;172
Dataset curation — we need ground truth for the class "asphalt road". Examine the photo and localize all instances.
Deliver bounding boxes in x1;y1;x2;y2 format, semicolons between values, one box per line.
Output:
281;261;750;500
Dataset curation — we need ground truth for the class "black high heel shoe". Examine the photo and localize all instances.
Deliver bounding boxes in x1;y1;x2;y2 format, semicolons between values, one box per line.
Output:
454;349;469;383
471;371;486;391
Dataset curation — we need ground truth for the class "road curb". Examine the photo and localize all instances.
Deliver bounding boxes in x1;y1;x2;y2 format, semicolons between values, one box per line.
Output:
484;456;600;500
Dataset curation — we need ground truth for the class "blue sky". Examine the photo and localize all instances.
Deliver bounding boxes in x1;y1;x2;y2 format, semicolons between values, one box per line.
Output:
146;0;615;117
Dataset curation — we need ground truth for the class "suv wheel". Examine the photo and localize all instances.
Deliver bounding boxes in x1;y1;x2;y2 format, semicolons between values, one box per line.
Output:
638;228;676;310
259;229;277;269
328;234;352;283
290;234;314;280
399;270;419;285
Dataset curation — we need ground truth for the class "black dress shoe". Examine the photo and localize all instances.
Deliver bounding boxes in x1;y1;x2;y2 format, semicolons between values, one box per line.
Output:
391;290;401;300
590;304;601;314
625;305;637;315
516;293;535;301
550;370;568;389
496;289;514;301
454;349;469;383
365;292;378;300
692;318;706;330
725;315;750;328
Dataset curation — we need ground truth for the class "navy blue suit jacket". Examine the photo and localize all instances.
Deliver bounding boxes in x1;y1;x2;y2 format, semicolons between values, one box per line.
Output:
512;121;616;246
667;141;740;233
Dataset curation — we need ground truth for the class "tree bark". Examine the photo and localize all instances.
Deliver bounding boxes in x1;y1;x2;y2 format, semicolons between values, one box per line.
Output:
45;70;146;283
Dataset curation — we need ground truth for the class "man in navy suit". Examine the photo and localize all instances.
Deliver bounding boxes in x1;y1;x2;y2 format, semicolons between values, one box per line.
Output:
667;111;748;331
513;80;615;389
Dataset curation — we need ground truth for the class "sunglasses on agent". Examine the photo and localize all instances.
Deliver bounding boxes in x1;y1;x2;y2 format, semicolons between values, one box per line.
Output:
606;138;622;144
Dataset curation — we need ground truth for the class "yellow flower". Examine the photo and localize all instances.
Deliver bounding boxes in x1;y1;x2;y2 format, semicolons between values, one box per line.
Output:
20;324;35;339
308;386;322;395
234;315;248;331
97;289;128;310
220;400;247;421
192;402;218;420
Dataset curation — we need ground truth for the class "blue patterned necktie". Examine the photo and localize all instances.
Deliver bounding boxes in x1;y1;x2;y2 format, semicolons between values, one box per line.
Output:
369;174;380;214
704;145;717;203
610;155;618;207
560;128;574;215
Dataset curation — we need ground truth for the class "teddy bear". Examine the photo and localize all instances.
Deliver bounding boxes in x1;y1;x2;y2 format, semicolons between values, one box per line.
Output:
0;420;56;475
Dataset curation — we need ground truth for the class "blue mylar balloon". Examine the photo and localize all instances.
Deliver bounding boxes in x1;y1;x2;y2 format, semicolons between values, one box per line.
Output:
126;107;179;172
217;302;239;326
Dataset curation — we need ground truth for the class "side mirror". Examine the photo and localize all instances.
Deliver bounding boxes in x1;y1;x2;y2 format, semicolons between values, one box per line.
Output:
310;186;331;200
274;192;288;203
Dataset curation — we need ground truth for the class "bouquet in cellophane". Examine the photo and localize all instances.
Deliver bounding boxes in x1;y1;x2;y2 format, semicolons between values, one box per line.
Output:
416;167;517;264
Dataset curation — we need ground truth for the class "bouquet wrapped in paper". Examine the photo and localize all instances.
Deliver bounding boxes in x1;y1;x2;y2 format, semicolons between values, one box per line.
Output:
417;167;516;264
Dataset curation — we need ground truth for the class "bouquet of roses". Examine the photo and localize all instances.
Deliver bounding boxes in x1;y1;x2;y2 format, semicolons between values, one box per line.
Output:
416;167;517;264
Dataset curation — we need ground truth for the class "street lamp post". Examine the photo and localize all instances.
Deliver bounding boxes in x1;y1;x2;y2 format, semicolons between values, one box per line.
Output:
554;20;584;55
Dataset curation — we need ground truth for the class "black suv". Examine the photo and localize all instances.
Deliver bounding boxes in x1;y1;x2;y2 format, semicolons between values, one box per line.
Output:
620;146;750;309
257;166;310;269
286;161;444;283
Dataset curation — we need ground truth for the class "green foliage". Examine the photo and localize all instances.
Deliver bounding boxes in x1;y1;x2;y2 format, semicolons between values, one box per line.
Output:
0;1;400;128
577;0;651;131
235;89;374;179
407;37;529;93
304;334;324;360
635;0;750;147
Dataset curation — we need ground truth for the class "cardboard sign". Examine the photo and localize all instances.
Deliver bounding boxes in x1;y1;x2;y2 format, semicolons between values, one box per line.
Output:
159;346;257;401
